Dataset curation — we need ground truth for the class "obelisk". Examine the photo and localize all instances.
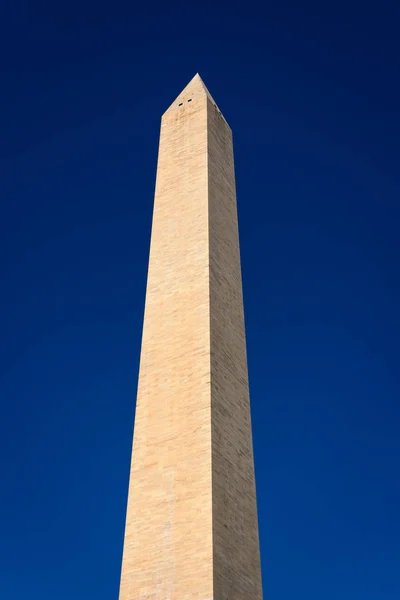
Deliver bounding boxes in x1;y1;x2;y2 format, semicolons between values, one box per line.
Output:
118;74;262;600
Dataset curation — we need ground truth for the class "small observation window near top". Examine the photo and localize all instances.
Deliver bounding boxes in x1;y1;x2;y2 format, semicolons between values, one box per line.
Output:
188;99;192;102
178;102;183;106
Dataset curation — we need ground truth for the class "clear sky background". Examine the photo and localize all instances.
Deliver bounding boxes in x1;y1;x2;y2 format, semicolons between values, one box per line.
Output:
1;2;399;599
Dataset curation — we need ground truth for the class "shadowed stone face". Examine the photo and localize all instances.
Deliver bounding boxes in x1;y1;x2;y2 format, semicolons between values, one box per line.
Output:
118;74;262;600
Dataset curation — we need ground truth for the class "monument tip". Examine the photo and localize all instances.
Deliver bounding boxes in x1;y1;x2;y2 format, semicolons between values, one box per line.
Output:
164;73;218;115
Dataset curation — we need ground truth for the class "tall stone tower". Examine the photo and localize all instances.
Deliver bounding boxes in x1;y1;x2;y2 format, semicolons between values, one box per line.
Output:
118;74;262;600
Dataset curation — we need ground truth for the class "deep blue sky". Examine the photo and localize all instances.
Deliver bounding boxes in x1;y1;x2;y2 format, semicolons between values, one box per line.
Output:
1;2;399;599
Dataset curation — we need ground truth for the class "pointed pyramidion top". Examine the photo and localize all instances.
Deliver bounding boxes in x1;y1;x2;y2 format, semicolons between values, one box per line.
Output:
163;73;223;118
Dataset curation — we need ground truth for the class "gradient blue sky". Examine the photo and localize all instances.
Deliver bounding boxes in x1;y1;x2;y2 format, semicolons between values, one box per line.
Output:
1;2;399;599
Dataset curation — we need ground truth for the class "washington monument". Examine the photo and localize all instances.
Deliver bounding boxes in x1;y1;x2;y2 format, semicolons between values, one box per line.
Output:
118;74;263;600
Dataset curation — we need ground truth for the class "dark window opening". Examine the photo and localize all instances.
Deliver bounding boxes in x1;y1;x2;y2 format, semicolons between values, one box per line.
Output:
188;99;192;102
178;102;183;106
